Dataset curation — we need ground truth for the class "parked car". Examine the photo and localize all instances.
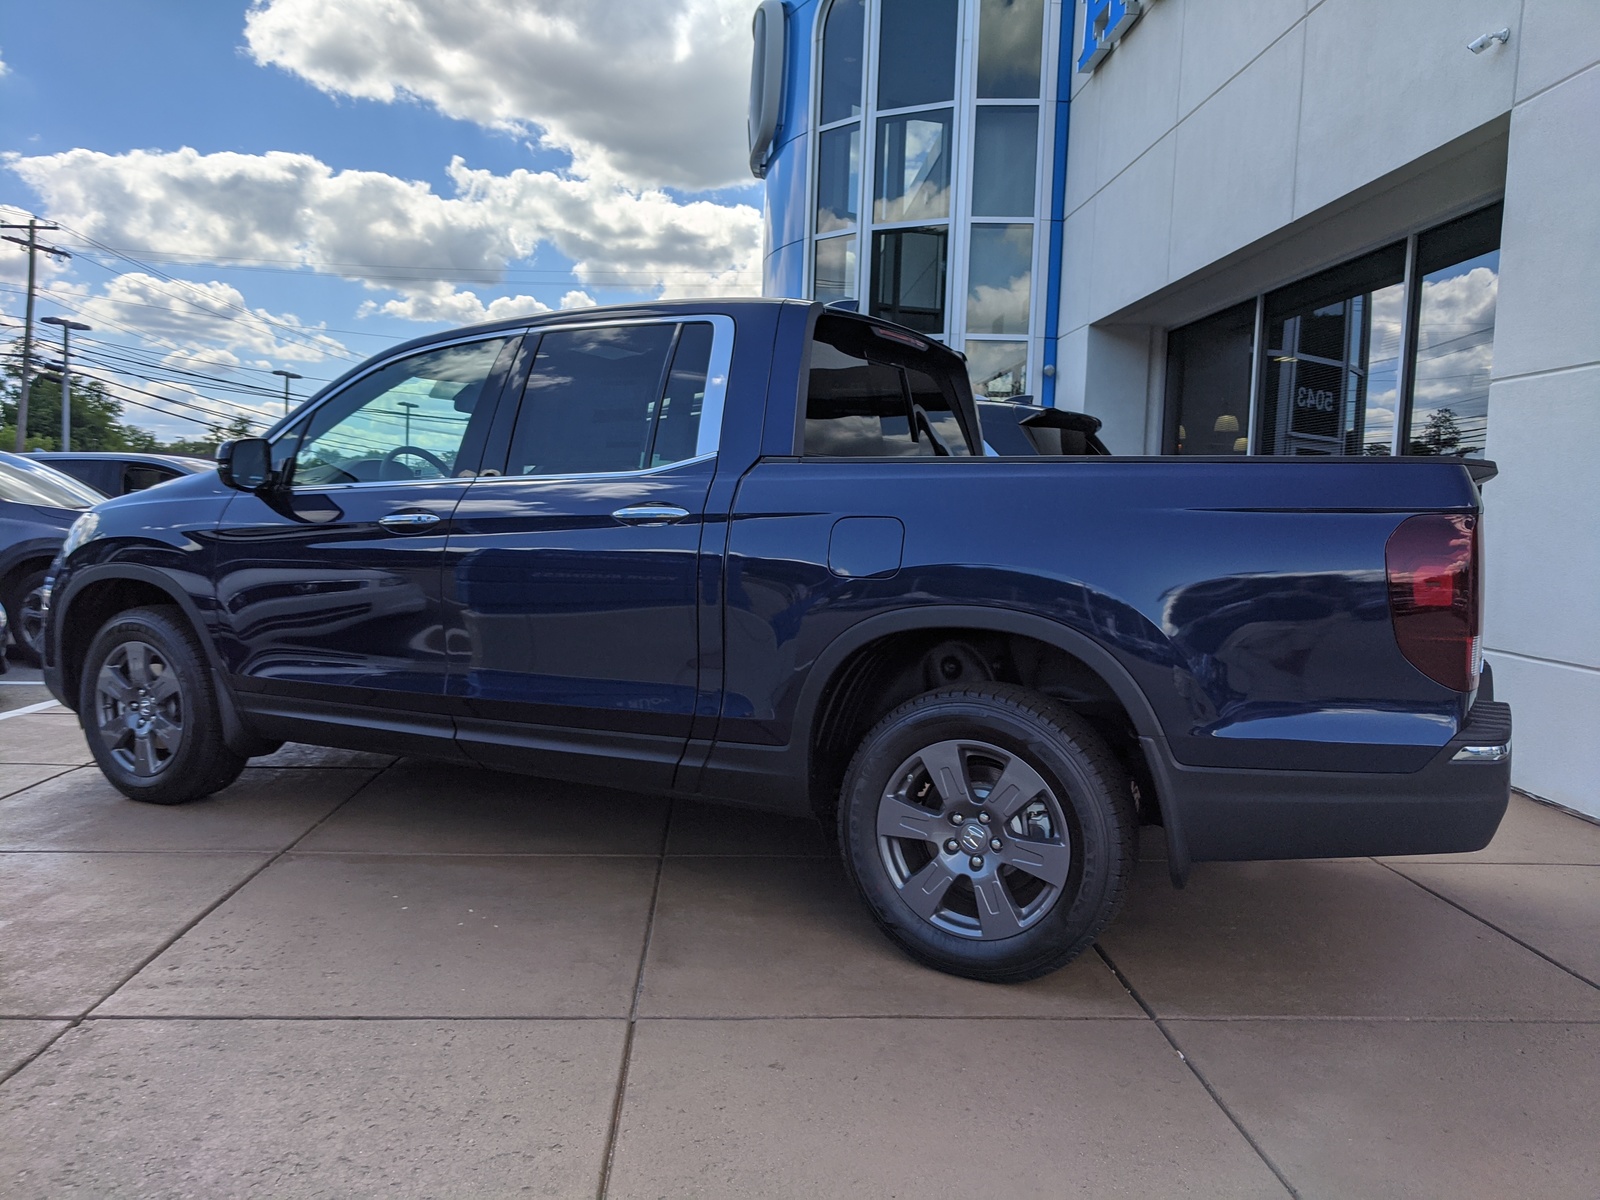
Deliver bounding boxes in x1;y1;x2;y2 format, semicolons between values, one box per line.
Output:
977;399;1112;456
40;299;1511;982
0;450;105;664
27;451;211;497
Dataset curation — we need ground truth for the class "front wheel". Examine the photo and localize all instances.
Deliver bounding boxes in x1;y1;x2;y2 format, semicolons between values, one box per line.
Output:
79;606;246;805
3;568;48;666
838;684;1135;983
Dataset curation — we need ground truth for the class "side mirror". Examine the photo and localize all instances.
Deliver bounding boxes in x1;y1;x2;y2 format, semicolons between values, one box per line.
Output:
217;438;273;491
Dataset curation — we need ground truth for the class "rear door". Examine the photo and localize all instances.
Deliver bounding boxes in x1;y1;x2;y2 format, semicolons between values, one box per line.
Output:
212;333;519;748
443;316;731;790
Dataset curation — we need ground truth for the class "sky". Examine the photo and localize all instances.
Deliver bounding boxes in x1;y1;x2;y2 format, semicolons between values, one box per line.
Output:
0;0;764;442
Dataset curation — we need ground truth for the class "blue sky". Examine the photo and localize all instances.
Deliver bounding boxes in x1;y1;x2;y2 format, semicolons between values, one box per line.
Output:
0;0;763;441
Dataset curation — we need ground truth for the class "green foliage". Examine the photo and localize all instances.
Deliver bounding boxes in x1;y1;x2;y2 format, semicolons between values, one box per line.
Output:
2;359;157;452
1407;407;1462;457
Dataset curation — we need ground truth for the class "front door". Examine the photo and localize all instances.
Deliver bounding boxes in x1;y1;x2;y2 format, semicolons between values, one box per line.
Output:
213;333;519;749
443;317;729;790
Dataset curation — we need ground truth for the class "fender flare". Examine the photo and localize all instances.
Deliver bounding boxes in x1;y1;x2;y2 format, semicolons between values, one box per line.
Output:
792;604;1190;883
54;563;275;757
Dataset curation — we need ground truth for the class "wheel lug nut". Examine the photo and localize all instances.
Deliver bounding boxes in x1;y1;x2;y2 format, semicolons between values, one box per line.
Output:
990;838;1002;851
978;812;990;824
944;839;960;854
950;813;964;825
969;855;984;870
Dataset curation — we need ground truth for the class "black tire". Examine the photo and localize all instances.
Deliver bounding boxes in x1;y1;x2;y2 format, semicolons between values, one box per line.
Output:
78;606;246;805
838;683;1135;983
3;567;48;666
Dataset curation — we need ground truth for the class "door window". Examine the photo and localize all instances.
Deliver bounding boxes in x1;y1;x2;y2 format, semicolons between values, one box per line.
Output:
286;336;514;486
502;323;715;477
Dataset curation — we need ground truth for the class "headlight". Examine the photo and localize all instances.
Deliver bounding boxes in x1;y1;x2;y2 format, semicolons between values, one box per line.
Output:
61;511;100;558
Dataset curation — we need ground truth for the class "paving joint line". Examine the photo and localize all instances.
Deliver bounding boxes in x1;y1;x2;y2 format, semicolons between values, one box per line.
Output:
1374;859;1600;991
596;797;672;1199
0;757;401;1090
1093;944;1302;1200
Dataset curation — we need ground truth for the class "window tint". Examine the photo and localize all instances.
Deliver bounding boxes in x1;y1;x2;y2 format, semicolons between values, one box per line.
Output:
649;324;714;468
123;464;182;493
804;315;971;457
505;323;713;477
291;337;512;486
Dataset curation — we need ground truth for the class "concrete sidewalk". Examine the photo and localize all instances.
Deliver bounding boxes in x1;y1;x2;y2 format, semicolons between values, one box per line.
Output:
2;705;1597;1198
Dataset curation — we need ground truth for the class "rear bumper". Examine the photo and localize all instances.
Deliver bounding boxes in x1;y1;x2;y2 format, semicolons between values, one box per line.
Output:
1146;701;1512;882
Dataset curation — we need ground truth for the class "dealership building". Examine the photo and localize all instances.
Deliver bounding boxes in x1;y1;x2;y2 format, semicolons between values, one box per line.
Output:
751;0;1599;817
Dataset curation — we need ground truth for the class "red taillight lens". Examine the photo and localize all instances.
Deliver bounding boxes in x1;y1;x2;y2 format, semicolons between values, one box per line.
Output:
1385;513;1480;692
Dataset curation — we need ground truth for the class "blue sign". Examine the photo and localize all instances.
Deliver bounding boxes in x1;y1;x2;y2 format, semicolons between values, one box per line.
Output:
1077;0;1151;73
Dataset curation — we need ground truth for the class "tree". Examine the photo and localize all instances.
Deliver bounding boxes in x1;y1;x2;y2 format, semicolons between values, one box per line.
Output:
1408;407;1462;456
0;359;158;452
159;413;259;457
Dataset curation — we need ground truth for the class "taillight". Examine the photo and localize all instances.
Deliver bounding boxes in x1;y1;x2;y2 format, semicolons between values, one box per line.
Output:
1385;513;1481;692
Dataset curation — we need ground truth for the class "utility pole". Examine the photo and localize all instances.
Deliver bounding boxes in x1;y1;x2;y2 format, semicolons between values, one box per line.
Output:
272;368;303;417
41;317;91;451
1;219;71;451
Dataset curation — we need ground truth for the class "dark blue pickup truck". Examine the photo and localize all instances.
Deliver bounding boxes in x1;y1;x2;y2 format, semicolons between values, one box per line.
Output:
41;299;1510;981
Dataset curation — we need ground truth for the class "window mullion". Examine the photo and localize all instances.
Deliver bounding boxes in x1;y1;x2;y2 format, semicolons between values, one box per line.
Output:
1393;232;1420;456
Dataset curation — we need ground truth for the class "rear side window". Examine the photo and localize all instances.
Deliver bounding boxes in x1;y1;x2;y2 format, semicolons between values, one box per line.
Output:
804;315;972;456
504;322;714;476
123;465;182;493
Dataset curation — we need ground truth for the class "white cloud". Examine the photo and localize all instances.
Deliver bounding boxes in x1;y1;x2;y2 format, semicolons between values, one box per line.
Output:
243;0;756;191
65;272;347;364
559;290;597;310
8;147;763;320
363;284;550;325
0;49;9;78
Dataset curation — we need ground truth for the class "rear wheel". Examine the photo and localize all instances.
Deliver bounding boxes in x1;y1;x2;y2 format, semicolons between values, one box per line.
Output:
79;606;246;805
838;684;1135;983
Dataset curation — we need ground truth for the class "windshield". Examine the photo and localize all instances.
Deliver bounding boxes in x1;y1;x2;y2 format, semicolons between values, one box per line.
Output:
0;455;105;509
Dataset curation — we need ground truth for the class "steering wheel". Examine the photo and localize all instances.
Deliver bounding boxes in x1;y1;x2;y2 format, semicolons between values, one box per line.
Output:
380;445;451;479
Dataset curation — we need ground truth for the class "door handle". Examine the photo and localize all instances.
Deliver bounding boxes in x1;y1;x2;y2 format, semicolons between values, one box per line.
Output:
378;511;442;532
612;504;690;526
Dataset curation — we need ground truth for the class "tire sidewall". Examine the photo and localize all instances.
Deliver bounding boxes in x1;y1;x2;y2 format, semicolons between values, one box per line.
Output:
840;688;1127;979
79;608;225;802
5;568;48;665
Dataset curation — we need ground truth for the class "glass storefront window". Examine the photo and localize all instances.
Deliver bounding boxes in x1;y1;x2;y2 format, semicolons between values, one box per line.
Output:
966;340;1028;399
814;235;859;306
874;111;953;222
971;107;1038;218
1408;204;1501;458
870;226;948;333
877;0;958;110
1163;204;1502;460
1164;301;1254;454
1259;244;1406;456
977;0;1044;98
967;224;1032;334
819;0;865;125
817;125;861;233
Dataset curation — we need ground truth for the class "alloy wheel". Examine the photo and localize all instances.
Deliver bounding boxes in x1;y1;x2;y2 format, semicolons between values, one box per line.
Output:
94;640;184;777
17;583;47;658
877;738;1074;939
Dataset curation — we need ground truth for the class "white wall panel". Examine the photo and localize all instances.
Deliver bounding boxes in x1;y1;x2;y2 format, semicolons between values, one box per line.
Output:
1293;0;1517;218
1485;653;1600;819
1491;64;1600;379
1176;0;1307;118
1169;23;1304;282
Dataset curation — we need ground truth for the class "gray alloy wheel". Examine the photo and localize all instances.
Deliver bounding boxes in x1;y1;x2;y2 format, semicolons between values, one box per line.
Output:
877;738;1073;939
93;639;185;777
17;579;47;660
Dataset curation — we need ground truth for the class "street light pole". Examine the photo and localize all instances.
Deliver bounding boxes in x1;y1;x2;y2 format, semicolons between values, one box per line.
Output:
271;369;303;417
40;317;91;451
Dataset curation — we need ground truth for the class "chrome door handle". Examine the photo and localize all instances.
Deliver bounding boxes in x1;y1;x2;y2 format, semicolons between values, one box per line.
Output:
378;511;442;531
611;504;690;526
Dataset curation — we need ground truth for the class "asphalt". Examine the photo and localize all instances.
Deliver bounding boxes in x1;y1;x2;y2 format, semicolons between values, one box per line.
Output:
1;698;1597;1198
